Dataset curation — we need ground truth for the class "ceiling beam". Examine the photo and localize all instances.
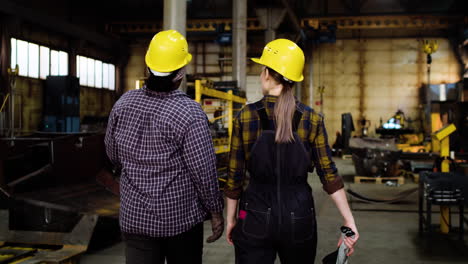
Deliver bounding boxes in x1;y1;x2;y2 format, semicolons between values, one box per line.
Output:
0;0;123;50
106;15;464;34
302;15;464;30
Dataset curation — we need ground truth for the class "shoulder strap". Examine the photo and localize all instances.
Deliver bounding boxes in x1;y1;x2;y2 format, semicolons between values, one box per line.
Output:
254;101;271;130
292;110;303;132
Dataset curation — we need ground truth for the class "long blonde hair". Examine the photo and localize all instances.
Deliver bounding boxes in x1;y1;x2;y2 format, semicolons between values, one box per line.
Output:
266;67;296;143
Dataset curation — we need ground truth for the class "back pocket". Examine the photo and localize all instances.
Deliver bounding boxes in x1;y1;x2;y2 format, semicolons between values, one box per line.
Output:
291;208;316;243
242;203;271;239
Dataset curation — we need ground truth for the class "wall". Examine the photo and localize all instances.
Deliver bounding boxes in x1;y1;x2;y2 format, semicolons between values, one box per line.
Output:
124;41;147;92
13;78;43;134
12;77;115;134
311;38;461;144
80;87;115;119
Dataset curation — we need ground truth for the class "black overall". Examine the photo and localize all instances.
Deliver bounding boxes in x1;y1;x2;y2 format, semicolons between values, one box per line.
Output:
233;101;318;264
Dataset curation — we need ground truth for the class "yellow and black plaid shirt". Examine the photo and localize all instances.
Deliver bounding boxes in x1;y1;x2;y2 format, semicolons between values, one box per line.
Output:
224;95;344;200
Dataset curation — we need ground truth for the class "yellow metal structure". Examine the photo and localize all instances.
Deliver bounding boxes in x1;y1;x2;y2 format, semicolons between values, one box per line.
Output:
422;40;439;55
195;80;247;154
396;134;427;152
431;113;444;153
431;123;457;234
396;144;429;153
432;124;456;142
302;15;463;30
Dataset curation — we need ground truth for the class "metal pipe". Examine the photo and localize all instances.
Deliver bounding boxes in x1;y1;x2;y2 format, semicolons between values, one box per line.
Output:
7;164;52;187
228;90;233;141
202;42;206;75
194;42;198;75
0;94;9;113
232;0;247;91
308;49;314;106
0;137;63;141
10;79;14;139
49;140;55;164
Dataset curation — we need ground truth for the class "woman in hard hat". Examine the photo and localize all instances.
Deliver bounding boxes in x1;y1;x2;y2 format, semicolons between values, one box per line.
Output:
106;30;224;264
224;39;359;263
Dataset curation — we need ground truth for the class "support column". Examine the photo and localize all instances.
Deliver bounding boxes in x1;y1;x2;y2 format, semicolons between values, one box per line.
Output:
164;0;187;92
308;49;314;106
255;8;286;43
0;18;10;137
163;0;186;35
232;0;247;91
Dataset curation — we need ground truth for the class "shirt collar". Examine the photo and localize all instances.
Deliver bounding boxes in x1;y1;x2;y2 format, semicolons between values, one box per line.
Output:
264;95;278;102
263;94;301;105
142;85;186;98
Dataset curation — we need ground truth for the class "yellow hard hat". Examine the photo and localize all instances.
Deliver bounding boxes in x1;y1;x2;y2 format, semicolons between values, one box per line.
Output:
145;30;192;73
251;39;305;82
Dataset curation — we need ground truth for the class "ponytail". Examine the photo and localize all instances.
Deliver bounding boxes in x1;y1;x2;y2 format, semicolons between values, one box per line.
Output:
266;67;296;143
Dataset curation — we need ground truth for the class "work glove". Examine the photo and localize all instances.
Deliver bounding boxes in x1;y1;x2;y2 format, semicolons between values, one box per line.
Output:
206;212;224;243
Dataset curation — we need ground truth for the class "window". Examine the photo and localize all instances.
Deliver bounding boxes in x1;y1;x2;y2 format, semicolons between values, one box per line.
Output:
102;63;109;88
59;52;68;75
50;50;59;76
10;39;17;70
40;46;50;79
95;60;103;88
27;43;39;78
87;57;95;87
76;55;115;90
10;38;68;79
17;40;28;77
78;56;88;85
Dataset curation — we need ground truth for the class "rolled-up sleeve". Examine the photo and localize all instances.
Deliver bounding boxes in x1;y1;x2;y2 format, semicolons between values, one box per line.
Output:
309;114;344;194
182;117;223;213
224;114;245;200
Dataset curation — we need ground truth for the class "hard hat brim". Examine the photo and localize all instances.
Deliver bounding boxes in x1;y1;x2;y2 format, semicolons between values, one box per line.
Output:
251;57;303;82
251;57;262;64
146;52;192;73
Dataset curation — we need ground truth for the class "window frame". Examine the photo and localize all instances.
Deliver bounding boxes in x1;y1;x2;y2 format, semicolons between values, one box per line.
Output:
76;55;116;91
10;37;69;80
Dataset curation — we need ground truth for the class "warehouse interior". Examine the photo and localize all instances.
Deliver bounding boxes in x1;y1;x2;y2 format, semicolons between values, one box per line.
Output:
0;0;467;263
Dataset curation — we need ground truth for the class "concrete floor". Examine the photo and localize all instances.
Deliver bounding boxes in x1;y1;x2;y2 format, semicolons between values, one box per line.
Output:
80;158;468;264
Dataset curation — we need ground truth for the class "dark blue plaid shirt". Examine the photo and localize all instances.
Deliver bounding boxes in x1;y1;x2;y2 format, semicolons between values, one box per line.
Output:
105;87;223;237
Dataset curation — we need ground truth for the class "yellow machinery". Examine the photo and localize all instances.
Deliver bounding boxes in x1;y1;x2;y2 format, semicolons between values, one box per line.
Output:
195;79;247;154
431;123;457;234
195;80;247;188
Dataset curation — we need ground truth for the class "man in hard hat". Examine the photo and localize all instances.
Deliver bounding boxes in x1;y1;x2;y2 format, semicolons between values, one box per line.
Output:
105;30;224;264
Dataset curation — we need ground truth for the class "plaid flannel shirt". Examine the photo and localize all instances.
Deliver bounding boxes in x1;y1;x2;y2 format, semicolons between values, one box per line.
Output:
224;95;344;200
105;87;223;237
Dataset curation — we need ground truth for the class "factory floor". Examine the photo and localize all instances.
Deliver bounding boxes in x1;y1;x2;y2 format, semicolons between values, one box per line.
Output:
80;158;468;264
